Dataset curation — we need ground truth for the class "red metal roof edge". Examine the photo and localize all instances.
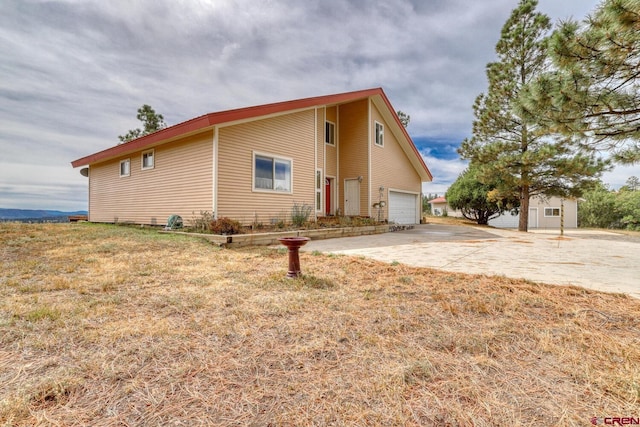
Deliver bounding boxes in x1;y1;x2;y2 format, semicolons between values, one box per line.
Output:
71;88;381;168
71;87;432;182
375;90;433;181
429;197;447;204
70;114;215;168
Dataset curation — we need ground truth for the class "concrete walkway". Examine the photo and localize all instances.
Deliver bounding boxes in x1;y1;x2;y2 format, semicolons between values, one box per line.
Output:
303;224;640;299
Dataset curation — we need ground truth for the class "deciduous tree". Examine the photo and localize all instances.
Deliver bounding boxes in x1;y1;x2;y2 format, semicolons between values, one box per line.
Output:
578;179;640;230
446;166;519;225
578;182;620;228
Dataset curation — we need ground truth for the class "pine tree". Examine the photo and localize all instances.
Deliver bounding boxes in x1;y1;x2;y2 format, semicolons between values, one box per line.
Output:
518;0;640;164
396;111;410;128
118;105;167;143
459;0;607;232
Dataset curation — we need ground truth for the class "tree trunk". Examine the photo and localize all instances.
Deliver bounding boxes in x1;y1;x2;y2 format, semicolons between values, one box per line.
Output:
519;186;530;232
478;211;489;225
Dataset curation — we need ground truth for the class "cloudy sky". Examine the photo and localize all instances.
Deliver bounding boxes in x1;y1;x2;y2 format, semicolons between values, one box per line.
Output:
1;0;637;211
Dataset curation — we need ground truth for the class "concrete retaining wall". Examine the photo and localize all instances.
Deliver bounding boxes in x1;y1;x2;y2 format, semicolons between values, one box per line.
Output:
161;225;390;248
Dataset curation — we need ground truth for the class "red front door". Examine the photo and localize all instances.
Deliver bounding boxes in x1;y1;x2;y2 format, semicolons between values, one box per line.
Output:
325;178;331;215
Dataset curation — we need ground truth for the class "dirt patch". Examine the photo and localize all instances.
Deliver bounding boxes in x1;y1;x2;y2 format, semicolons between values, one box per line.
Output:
423;215;479;226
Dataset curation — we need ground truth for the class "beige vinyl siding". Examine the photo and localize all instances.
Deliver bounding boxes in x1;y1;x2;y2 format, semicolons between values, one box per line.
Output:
338;99;369;216
315;108;325;216
88;132;213;225
370;104;421;221
325;144;338;178
326;106;337;124
217;110;316;225
325;106;338;178
316;108;324;170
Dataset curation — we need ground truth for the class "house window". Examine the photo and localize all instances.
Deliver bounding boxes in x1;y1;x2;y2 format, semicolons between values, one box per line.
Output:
119;159;130;177
315;169;322;212
374;121;384;147
141;149;154;170
254;153;292;192
544;207;560;217
325;121;335;145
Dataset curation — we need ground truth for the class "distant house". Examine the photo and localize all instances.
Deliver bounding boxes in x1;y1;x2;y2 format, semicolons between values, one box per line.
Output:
488;196;578;229
427;197;464;218
428;195;578;229
71;88;433;226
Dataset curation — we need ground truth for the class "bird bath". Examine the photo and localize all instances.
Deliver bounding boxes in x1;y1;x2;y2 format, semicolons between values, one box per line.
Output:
278;237;310;278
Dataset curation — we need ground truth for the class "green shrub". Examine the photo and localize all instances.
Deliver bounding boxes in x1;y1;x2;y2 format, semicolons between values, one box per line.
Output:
291;202;312;227
209;217;242;235
191;211;213;232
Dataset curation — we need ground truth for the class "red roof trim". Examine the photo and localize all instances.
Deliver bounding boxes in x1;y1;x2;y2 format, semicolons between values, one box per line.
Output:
429;197;447;204
71;87;432;180
375;91;433;181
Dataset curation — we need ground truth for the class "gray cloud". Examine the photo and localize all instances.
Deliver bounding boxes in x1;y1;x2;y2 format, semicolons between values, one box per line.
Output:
1;0;632;211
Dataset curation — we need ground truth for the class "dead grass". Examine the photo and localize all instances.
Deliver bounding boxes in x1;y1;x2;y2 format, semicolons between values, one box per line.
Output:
423;215;479;226
1;222;639;426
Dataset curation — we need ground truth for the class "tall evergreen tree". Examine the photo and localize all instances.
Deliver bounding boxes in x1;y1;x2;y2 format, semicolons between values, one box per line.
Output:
459;0;607;232
518;0;640;164
624;176;639;191
118;104;167;143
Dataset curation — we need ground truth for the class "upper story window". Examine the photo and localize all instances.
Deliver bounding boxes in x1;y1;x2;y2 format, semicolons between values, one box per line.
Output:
119;159;130;177
254;152;292;193
544;207;560;217
374;121;384;147
141;150;154;170
325;121;335;145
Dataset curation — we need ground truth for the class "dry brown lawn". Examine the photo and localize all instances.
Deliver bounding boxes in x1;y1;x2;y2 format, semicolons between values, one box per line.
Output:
1;222;639;426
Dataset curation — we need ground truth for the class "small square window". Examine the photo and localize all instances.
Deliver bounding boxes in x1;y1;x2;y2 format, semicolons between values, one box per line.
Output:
119;159;130;177
325;121;335;145
142;150;154;170
544;207;560;217
375;122;384;147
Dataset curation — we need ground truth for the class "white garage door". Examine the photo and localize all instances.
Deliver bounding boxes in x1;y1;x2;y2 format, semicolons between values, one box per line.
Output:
489;209;538;229
488;212;519;228
389;191;418;224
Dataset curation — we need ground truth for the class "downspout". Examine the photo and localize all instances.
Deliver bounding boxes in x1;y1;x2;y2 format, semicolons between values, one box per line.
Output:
323;107;327;214
336;105;340;214
367;98;372;217
82;167;90;221
314;107;318;221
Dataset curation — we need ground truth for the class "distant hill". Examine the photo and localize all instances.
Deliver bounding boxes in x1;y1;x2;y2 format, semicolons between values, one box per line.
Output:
0;208;88;222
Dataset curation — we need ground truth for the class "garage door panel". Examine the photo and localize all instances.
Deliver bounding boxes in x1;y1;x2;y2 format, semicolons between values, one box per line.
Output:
389;191;417;224
488;212;519;228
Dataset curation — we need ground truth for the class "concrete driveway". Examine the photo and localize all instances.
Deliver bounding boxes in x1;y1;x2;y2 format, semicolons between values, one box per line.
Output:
303;224;640;299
